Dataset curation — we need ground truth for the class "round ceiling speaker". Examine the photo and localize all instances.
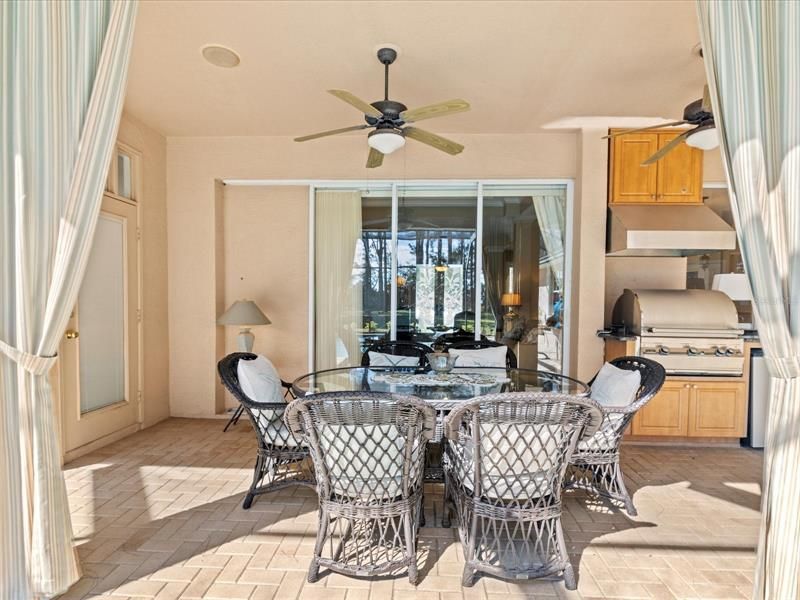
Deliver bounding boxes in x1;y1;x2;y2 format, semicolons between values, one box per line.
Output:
201;44;241;68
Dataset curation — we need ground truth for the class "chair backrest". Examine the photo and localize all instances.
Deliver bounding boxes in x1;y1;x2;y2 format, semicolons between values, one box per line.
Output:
360;341;433;369
436;330;487;349
444;393;602;506
286;392;435;503
590;356;666;412
449;340;518;369
217;352;294;446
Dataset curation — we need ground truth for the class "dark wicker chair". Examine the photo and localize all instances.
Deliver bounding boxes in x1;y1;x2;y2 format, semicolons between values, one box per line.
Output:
286;392;436;584
360;340;433;370
564;356;666;516
443;393;603;588
435;329;487;349
450;340;518;369
217;353;314;508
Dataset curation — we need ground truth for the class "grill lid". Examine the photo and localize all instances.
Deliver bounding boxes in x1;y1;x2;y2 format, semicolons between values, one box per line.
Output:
611;289;742;335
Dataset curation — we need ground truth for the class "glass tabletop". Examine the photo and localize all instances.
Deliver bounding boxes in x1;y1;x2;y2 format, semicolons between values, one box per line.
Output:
292;366;589;408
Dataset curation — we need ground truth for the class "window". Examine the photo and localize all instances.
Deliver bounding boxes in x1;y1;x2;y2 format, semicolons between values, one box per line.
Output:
313;182;571;374
105;145;137;201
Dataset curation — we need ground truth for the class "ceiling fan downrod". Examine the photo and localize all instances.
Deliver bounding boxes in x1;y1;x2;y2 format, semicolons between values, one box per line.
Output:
377;47;397;102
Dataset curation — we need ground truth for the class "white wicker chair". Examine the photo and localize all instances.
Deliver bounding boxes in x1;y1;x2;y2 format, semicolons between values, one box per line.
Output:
442;392;602;588
564;356;666;516
285;391;436;584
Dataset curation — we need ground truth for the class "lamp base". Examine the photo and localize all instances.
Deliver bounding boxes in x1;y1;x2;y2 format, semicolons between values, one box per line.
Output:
237;329;255;353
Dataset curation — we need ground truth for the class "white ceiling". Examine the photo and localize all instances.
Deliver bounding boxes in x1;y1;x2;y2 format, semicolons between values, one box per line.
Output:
124;0;707;137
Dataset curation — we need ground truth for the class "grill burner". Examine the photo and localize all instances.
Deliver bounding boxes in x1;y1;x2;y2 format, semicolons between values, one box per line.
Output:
611;289;744;376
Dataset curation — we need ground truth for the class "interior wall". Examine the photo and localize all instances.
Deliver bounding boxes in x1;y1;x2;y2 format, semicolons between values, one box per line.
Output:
117;113;170;428
222;186;309;409
604;257;688;325
167;133;578;417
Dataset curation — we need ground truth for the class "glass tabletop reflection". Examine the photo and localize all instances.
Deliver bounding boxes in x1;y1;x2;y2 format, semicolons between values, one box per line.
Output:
292;366;589;408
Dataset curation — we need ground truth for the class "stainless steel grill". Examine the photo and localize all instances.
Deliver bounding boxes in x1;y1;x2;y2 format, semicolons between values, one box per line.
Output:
611;289;744;376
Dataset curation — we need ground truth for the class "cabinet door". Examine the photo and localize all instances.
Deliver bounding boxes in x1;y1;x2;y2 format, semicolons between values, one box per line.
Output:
631;380;690;436
655;132;703;203
609;133;659;203
688;381;747;437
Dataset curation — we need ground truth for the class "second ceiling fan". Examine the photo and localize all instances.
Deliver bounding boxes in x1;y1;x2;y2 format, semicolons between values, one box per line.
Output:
294;47;470;168
603;85;718;165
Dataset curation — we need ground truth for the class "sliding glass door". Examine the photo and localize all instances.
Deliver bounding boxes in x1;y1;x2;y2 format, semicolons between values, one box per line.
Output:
314;182;570;374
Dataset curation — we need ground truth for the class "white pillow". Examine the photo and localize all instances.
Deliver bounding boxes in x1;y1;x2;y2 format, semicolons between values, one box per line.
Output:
590;362;641;408
237;355;285;404
368;351;419;368
448;346;507;374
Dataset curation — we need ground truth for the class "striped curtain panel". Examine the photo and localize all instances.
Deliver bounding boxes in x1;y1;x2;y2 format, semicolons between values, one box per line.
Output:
696;2;800;598
0;2;137;598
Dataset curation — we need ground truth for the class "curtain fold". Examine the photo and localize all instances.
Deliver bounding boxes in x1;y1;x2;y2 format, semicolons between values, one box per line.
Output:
696;2;800;598
0;2;137;597
532;193;566;292
315;191;364;369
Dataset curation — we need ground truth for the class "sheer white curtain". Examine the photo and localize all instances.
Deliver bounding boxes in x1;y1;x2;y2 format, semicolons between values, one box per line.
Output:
0;2;137;597
697;2;800;598
532;192;566;291
315;191;363;369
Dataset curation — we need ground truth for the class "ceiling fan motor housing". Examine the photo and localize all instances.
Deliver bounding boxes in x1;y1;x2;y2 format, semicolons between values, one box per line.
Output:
683;98;713;124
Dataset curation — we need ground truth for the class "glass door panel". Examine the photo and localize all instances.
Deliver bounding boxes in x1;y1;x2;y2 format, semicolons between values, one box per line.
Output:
396;186;477;345
78;214;127;413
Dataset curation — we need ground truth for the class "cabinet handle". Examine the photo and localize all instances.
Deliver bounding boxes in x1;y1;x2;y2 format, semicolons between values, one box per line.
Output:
692;385;698;389
684;384;690;389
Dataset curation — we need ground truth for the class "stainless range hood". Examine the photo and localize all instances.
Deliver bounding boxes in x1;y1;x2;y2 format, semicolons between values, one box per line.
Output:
607;205;737;256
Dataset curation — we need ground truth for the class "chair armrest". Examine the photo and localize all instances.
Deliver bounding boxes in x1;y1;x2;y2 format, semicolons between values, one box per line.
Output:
284;398;306;437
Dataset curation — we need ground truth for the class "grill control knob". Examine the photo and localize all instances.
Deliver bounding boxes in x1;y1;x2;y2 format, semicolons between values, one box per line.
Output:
715;347;727;356
657;345;669;355
725;348;738;356
687;346;703;356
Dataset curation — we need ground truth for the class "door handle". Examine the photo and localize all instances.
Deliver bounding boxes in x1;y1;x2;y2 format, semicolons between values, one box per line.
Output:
65;330;79;340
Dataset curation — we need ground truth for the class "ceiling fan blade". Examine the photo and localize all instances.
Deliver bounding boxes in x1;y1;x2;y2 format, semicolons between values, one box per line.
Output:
403;127;464;155
366;148;384;168
400;99;470;123
328;89;383;118
641;130;693;165
603;121;688;139
701;84;712;113
294;124;369;142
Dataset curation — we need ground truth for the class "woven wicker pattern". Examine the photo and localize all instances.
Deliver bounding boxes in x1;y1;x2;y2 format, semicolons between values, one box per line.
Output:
217;353;314;508
565;356;666;516
442;393;602;588
450;340;518;369
286;392;436;584
360;341;433;370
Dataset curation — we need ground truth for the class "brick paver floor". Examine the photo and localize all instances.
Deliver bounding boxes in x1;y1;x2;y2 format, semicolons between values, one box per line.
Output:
61;418;762;600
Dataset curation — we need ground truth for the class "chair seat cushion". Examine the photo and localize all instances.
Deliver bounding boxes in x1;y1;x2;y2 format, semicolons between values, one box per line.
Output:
368;351;419;368
576;412;627;453
448;346;507;375
590;362;641;408
238;355;285;404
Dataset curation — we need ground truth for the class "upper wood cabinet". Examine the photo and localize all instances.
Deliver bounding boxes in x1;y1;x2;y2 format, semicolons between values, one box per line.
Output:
609;129;704;205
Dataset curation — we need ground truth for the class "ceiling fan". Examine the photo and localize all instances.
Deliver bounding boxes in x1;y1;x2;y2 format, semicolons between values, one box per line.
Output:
603;85;718;165
294;47;470;168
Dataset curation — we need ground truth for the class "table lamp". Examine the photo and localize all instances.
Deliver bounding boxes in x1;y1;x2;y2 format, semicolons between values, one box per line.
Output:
217;299;271;352
501;292;522;318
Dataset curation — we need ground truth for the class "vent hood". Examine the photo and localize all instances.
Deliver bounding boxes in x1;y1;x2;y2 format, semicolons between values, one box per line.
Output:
607;205;737;256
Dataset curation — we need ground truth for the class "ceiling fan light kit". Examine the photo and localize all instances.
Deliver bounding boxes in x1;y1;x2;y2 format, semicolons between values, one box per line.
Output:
294;47;470;168
685;124;719;150
368;129;406;154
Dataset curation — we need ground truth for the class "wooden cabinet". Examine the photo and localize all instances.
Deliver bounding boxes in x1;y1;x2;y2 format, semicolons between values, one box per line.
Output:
631;378;747;438
632;381;690;436
688;380;747;437
608;129;703;205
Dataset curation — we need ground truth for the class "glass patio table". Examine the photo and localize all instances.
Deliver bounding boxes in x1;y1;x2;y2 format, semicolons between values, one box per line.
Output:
291;366;590;481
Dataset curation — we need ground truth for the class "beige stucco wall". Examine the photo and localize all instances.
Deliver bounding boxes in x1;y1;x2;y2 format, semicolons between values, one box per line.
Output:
166;133;581;417
166;132;729;417
118;113;171;428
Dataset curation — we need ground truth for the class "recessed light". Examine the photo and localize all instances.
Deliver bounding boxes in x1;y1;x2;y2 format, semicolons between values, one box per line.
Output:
201;44;241;68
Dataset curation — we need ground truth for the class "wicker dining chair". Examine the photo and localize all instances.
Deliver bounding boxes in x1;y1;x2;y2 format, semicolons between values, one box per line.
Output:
450;340;518;368
443;393;602;588
217;353;314;508
360;340;434;370
564;356;665;516
286;392;436;584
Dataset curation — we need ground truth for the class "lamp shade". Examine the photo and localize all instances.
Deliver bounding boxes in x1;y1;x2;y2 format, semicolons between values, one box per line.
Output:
712;273;752;301
501;292;522;307
217;300;271;326
367;129;406;154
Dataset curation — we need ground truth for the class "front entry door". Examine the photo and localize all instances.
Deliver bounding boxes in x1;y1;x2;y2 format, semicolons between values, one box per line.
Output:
61;194;140;456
